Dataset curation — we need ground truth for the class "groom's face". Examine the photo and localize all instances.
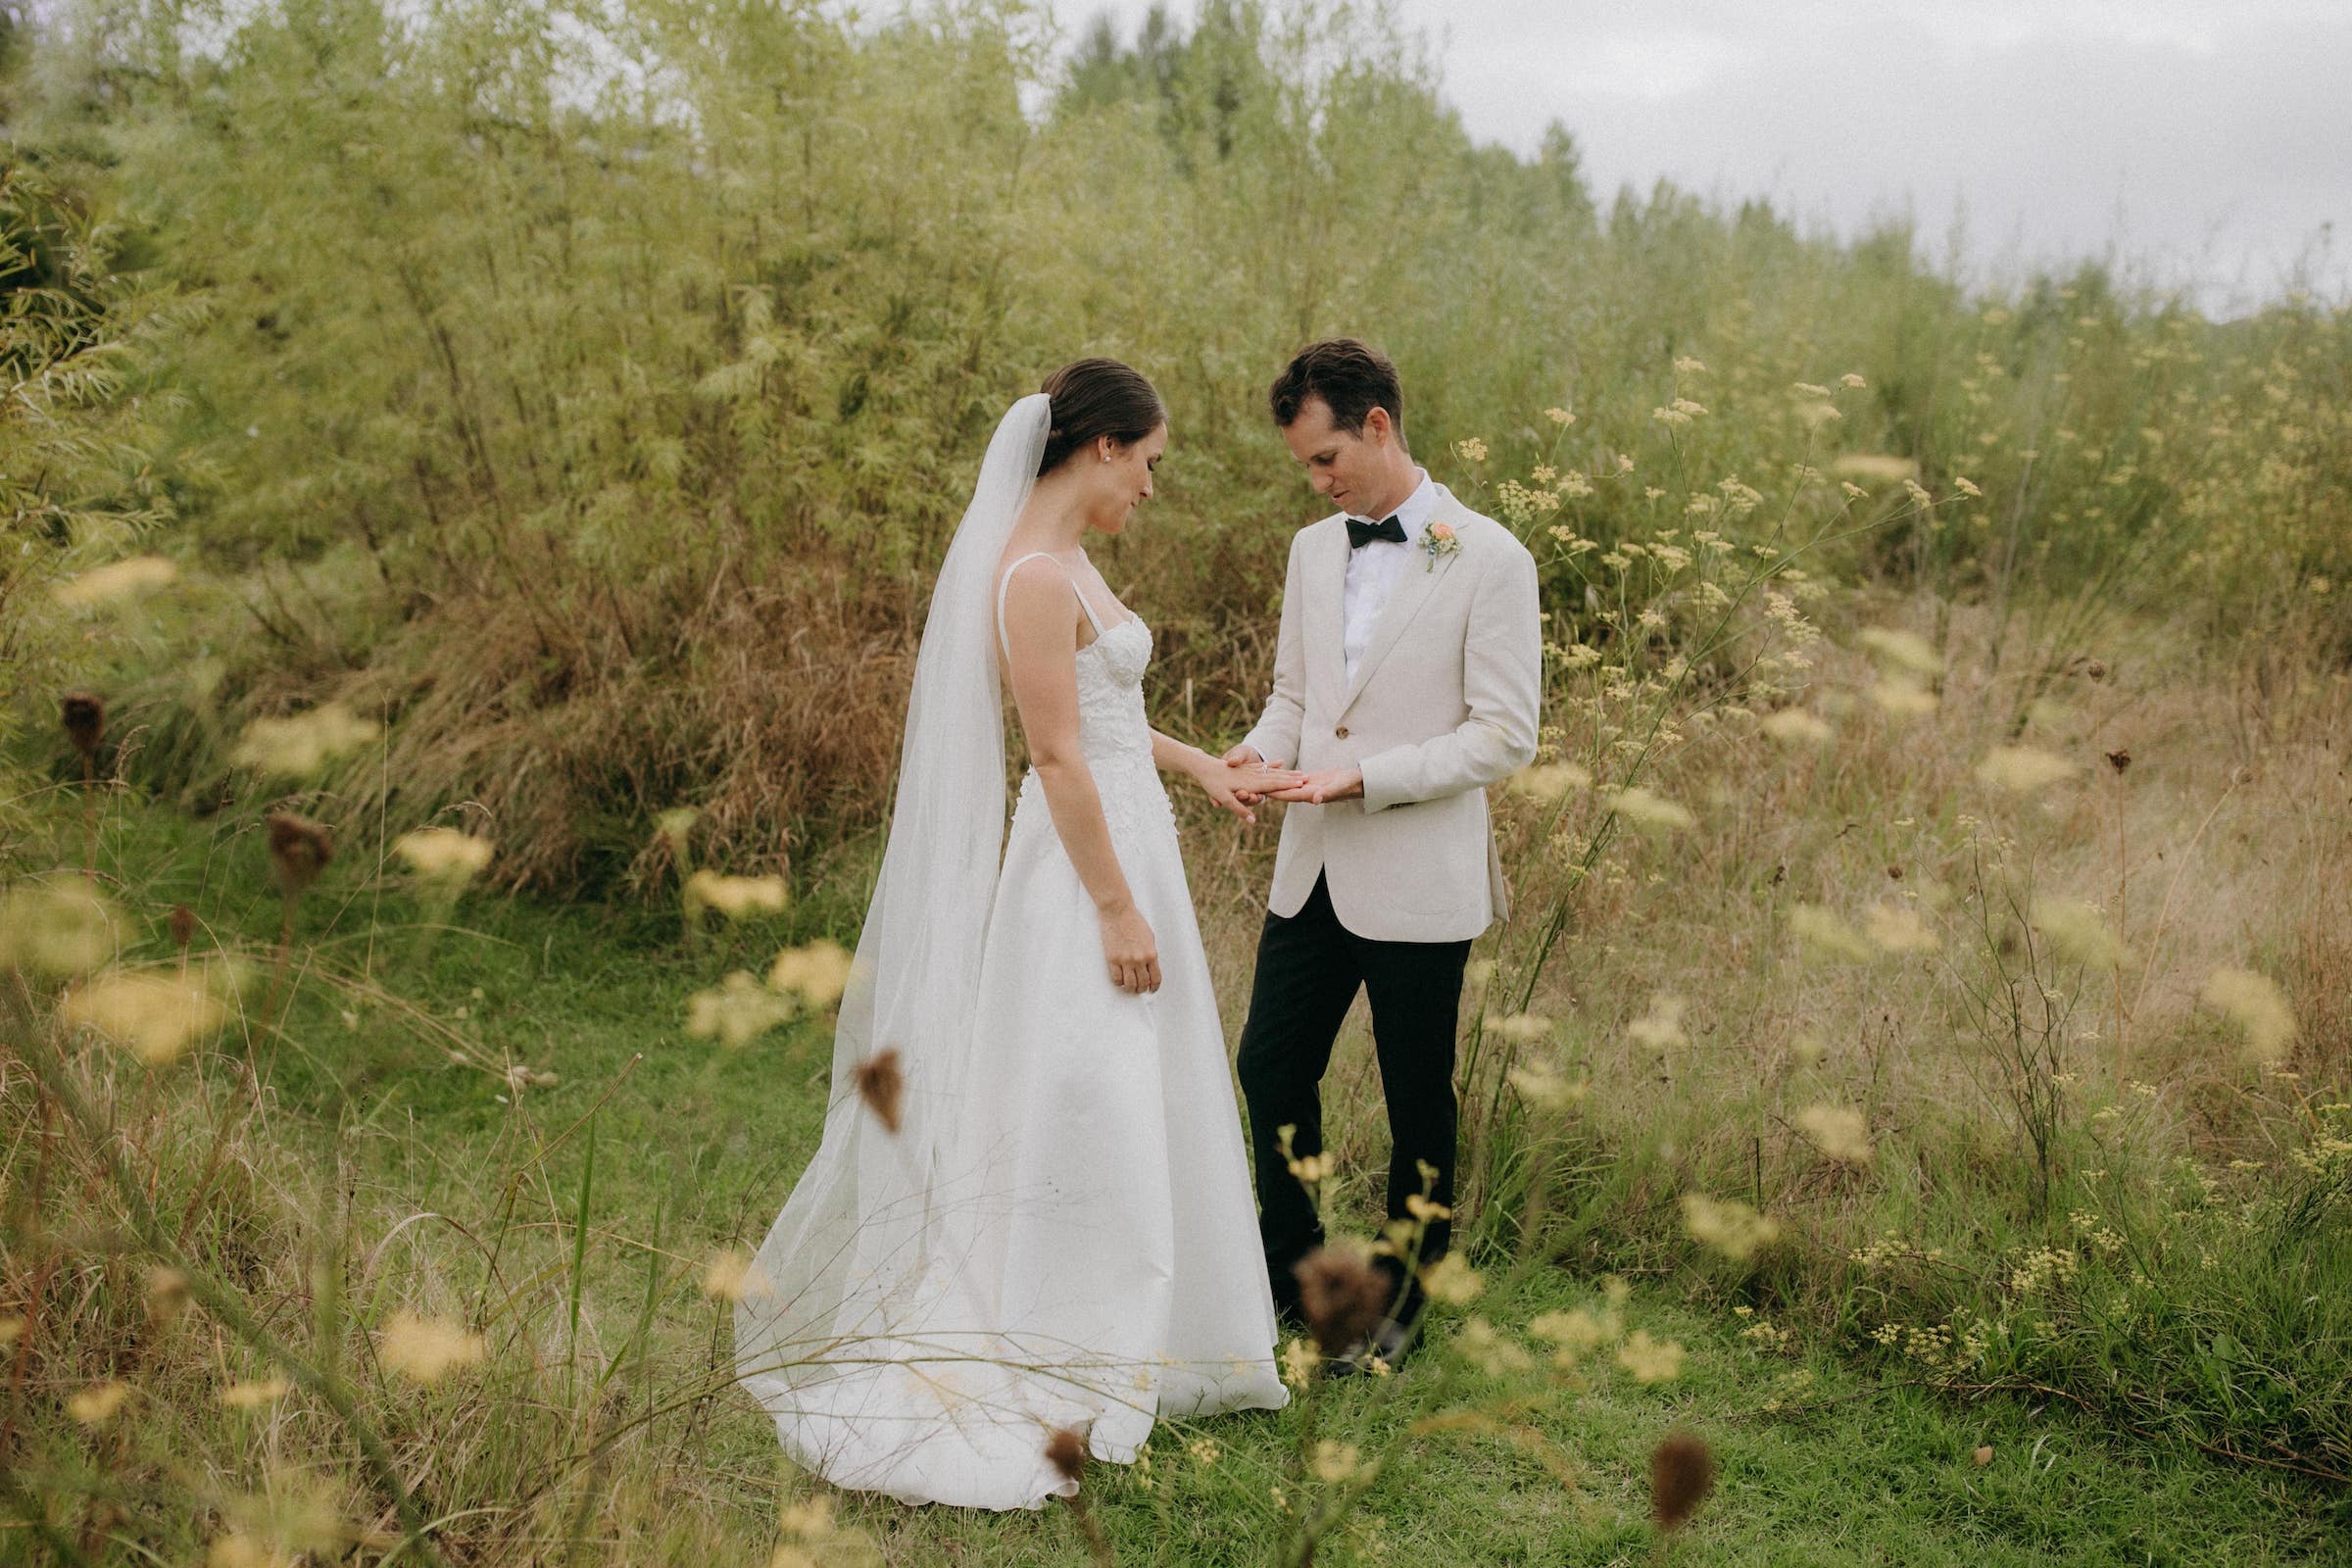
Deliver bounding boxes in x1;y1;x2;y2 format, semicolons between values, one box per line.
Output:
1280;396;1399;518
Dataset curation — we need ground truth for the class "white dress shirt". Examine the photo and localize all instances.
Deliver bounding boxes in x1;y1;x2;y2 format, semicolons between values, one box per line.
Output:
1341;468;1436;688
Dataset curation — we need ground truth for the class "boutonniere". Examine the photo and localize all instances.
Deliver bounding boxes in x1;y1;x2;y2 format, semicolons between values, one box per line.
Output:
1420;520;1460;572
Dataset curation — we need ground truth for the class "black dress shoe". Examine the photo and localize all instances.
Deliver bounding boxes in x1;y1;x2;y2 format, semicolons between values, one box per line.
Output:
1325;1315;1419;1378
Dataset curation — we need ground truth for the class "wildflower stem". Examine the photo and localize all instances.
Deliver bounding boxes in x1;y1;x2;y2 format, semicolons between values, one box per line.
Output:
11;1022;452;1568
2111;761;2130;1081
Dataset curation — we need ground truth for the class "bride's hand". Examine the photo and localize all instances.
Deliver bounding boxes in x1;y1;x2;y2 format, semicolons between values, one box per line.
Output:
1099;901;1160;994
1199;751;1302;820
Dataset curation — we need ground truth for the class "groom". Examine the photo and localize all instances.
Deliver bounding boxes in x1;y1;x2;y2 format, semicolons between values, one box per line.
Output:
1226;339;1542;1360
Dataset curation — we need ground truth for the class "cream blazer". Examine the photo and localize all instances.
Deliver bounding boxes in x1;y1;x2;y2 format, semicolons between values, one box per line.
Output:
1241;483;1542;943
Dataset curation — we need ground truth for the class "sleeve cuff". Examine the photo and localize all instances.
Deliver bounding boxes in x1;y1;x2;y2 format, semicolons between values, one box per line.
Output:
1356;748;1413;812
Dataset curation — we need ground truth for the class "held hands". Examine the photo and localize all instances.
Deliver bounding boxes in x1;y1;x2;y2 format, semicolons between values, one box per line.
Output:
1265;765;1363;805
1200;746;1303;822
1217;743;1301;810
1098;900;1160;994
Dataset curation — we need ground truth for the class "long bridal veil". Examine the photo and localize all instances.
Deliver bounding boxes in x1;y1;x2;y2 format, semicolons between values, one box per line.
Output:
734;395;1051;1436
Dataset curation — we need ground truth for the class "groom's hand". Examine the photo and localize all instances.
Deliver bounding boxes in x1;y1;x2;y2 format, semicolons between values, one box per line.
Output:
1267;766;1364;805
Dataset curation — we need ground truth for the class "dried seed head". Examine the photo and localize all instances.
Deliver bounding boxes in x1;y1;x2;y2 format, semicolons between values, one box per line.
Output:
170;904;197;950
852;1049;904;1135
1293;1246;1392;1356
1044;1425;1089;1484
62;691;106;760
2105;748;2132;774
266;811;333;899
1649;1429;1716;1532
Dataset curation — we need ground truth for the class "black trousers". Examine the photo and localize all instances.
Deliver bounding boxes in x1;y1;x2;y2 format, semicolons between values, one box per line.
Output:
1235;872;1472;1327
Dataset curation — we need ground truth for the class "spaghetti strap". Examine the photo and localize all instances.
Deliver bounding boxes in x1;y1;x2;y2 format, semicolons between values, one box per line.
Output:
996;552;1103;658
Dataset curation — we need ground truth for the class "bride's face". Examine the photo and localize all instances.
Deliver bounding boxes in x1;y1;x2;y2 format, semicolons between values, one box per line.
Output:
1086;422;1169;535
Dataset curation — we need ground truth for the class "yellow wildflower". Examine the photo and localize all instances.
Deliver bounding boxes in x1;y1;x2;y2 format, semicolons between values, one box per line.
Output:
1420;1254;1484;1306
1976;745;2075;794
1832;454;1920;486
770;940;855;1007
67;1382;130;1424
1854;626;1941;676
54;555;178;607
378;1311;485;1384
1796;1103;1874;1165
702;1248;775;1302
1608;786;1695;832
1510;761;1592;800
1863;904;1939;956
683;870;788;920
1760;708;1832;745
1790;905;1873;961
685;972;796;1049
1311;1440;1368;1483
0;881;124;975
230;703;380;778
1529;1306;1617;1358
2030;897;2128;970
1628;994;1688;1051
1867;678;1939;717
220;1377;294;1409
391;828;495;883
1680;1195;1783;1262
1617;1330;1686;1384
60;970;224;1066
2200;967;2295;1065
1507;1062;1587;1112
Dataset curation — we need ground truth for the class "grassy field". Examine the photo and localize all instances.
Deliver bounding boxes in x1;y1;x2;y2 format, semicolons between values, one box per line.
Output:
4;638;2349;1563
5;3;2350;1562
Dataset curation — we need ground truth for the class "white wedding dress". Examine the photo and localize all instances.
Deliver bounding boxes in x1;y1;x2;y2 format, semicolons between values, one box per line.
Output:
734;450;1287;1510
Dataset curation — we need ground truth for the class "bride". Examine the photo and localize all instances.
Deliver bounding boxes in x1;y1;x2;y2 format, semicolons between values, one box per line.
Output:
736;360;1298;1510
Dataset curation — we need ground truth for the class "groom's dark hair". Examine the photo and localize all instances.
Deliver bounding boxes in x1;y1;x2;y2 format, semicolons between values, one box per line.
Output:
1269;339;1404;443
1038;358;1166;476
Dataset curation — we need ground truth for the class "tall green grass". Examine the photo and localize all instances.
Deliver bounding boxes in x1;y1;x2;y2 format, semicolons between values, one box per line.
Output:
8;0;2343;888
5;2;2351;1562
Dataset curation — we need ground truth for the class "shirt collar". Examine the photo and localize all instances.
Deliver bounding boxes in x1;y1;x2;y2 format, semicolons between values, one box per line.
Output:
1349;468;1436;543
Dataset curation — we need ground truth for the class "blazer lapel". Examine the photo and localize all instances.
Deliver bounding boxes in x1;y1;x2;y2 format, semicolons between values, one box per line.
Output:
1339;492;1464;715
1299;517;1349;710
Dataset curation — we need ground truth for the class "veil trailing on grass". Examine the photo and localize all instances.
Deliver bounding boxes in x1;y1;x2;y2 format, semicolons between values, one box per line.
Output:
734;394;1051;1415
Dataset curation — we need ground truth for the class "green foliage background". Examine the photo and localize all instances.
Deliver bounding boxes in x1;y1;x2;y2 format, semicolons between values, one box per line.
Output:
5;0;2347;890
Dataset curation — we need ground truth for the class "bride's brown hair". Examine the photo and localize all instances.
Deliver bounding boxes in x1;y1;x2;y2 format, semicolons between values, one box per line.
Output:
1038;358;1165;476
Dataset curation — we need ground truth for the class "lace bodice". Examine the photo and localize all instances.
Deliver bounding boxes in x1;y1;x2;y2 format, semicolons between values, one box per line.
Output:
997;554;1176;847
1012;613;1174;846
1065;614;1153;763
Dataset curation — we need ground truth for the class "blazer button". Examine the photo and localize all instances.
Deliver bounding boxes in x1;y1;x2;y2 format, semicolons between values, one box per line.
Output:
1335;725;1350;740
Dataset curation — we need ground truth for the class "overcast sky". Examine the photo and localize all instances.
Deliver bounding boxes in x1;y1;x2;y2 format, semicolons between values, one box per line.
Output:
1044;0;2351;314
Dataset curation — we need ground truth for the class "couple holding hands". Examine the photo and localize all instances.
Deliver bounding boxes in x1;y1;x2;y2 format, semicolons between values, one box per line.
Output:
735;339;1543;1510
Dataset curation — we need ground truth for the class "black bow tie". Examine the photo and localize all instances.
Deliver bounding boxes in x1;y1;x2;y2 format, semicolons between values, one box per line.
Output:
1347;515;1406;550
